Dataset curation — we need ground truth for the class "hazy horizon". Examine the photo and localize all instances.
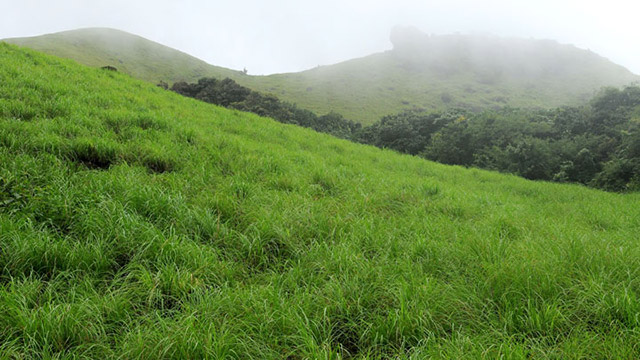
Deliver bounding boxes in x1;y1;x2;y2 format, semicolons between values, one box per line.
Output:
2;0;639;75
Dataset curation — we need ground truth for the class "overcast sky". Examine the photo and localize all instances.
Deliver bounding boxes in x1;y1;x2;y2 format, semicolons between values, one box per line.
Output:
2;0;639;75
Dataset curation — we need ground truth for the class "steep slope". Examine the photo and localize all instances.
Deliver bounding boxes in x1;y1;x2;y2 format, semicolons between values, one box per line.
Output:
5;27;639;124
2;44;640;358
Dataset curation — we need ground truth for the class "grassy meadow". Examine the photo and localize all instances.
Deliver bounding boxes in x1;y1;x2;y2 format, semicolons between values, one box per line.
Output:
1;43;640;358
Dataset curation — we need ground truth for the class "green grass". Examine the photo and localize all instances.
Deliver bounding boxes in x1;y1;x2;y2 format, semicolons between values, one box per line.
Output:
2;43;640;358
6;28;639;124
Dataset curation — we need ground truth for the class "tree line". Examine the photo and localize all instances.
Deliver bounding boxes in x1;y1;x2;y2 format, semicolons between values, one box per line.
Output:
169;78;359;139
166;78;639;192
358;86;640;192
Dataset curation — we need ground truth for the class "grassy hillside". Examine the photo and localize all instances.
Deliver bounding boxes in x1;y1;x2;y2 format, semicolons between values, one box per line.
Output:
3;28;240;84
2;43;640;358
6;27;639;124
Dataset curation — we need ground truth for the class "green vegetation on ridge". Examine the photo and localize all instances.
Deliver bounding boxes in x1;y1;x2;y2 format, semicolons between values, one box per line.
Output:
358;87;640;191
6;27;639;124
2;43;640;358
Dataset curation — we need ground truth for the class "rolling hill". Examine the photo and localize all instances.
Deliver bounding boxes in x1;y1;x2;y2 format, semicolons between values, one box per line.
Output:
2;27;240;84
2;43;640;358
5;27;639;124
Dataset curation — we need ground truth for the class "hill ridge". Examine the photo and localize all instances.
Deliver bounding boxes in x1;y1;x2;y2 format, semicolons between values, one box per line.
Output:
3;27;241;83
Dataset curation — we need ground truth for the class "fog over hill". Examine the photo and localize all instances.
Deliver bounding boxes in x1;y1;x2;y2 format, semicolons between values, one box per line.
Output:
389;26;636;80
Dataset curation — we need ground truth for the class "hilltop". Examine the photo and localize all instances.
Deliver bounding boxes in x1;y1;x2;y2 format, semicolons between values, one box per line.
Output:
3;27;240;84
1;43;640;358
5;27;639;124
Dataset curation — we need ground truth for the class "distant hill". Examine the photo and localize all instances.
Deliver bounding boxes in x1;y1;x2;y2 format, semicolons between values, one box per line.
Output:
6;27;639;124
3;27;240;83
256;27;640;123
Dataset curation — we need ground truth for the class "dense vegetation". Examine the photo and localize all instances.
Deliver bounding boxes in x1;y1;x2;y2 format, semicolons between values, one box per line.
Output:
359;86;640;191
6;27;639;124
170;77;359;138
2;42;640;359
